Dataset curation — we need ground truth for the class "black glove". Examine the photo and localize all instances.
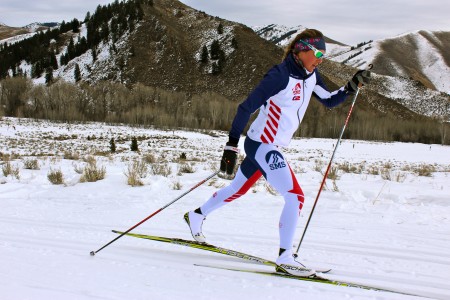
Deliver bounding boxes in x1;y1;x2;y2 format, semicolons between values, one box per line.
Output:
346;70;371;94
220;142;238;175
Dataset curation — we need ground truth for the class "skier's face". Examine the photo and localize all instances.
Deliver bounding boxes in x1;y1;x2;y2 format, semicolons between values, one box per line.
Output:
299;50;325;73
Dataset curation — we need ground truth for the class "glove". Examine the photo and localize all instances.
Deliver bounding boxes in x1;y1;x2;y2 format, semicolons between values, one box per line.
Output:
220;142;239;175
346;69;371;94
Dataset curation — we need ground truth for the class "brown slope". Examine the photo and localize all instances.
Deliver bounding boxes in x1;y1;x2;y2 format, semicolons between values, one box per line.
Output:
371;31;450;91
125;0;282;101
0;25;29;40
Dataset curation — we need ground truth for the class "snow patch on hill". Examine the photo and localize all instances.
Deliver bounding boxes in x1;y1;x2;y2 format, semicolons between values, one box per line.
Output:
414;32;450;92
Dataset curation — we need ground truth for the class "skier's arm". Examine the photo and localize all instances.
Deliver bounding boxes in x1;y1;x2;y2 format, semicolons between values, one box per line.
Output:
312;71;350;108
228;66;288;145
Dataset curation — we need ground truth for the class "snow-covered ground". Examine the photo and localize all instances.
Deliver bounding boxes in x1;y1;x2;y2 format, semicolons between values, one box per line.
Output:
1;117;449;300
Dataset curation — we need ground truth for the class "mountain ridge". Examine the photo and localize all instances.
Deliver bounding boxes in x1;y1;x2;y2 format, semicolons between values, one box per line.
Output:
1;0;449;122
254;24;450;94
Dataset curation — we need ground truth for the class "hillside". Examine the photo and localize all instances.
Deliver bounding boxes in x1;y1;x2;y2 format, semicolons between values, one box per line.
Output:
123;0;281;100
254;25;450;94
254;24;450;118
0;22;56;40
0;0;449;127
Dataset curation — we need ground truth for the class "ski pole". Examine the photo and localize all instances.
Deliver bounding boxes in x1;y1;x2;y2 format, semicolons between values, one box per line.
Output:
295;66;372;255
90;170;220;256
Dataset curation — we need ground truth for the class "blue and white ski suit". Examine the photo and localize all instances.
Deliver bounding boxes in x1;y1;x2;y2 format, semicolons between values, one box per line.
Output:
201;53;350;250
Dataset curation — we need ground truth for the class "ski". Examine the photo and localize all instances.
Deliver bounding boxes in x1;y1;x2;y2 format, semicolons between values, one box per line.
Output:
111;230;331;272
194;264;423;298
112;230;275;265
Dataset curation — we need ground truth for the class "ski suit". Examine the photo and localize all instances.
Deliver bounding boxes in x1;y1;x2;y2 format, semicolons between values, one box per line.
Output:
201;53;351;250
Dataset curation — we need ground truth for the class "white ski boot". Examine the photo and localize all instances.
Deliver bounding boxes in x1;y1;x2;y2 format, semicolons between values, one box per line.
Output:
184;211;206;243
275;251;316;277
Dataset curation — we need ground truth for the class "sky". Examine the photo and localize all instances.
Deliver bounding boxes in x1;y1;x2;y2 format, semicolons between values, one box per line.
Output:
0;0;449;45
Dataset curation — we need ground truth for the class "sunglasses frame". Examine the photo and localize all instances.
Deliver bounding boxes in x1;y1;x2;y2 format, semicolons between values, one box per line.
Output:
300;40;325;59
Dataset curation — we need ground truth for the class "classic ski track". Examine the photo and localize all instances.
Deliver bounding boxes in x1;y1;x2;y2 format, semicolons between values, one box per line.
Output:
112;231;448;295
307;241;450;266
194;264;433;299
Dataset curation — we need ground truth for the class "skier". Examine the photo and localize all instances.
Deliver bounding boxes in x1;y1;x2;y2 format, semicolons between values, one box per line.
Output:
184;29;370;277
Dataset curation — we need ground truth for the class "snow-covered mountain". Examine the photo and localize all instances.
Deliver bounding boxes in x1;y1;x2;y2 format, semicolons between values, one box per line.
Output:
0;22;56;41
1;2;449;121
23;22;59;32
253;24;450;119
254;25;450;95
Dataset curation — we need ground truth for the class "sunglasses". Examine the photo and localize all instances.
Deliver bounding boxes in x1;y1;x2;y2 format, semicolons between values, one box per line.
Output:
300;40;325;59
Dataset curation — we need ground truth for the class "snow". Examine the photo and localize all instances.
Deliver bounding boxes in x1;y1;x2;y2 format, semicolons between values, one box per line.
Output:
1;117;450;300
24;22;46;33
252;25;307;47
414;31;450;92
378;74;449;117
0;31;38;46
331;42;380;70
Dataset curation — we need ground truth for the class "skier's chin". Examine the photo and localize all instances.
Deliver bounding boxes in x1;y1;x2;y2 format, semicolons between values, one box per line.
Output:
306;65;315;72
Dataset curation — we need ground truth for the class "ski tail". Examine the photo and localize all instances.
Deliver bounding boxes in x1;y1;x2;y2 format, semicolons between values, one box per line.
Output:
112;230;331;273
195;264;424;298
111;230;276;266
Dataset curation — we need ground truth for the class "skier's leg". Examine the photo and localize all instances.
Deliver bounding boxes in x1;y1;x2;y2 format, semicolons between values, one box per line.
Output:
200;158;262;215
277;165;304;250
250;144;304;250
249;142;313;276
185;157;261;242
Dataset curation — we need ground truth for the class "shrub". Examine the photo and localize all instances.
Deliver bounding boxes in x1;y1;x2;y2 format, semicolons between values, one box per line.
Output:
380;168;392;181
151;163;172;177
413;164;435;177
83;155;96;165
177;162;196;174
23;158;40;170
73;163;84;174
327;166;339;180
80;162;106;182
393;171;407;183
264;182;278;195
143;153;156;164
2;161;20;179
314;160;324;172
125;160;148;186
368;166;379;175
64;151;80;160
171;180;183;190
339;161;359;173
48;169;64;184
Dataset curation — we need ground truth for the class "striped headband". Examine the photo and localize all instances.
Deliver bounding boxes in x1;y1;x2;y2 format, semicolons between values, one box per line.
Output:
294;38;326;52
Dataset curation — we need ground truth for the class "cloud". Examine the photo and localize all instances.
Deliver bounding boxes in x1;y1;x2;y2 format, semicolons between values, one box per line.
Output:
0;0;115;27
179;0;450;45
1;0;449;45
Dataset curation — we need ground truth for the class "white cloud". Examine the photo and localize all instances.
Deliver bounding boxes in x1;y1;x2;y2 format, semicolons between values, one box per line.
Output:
0;0;116;26
1;0;449;45
179;0;450;45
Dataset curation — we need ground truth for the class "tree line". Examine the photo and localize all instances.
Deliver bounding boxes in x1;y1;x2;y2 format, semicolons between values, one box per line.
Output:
0;77;448;145
0;0;149;79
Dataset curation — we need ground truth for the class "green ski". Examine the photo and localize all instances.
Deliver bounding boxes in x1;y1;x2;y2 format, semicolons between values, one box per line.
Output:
112;230;276;266
195;264;425;298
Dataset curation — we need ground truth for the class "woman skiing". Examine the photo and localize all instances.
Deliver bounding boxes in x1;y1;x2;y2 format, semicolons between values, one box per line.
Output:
184;29;370;277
